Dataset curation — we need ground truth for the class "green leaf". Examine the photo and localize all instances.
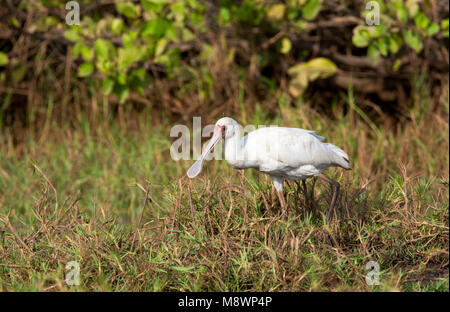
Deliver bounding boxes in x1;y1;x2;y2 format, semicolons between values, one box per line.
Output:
219;7;231;23
94;39;109;60
302;0;321;21
111;18;124;35
130;68;147;83
10;16;20;28
288;9;299;20
0;52;9;66
80;45;94;62
142;0;170;6
172;266;196;273
118;46;141;72
288;57;337;97
78;62;94;77
116;1;141;19
11;63;26;83
295;20;308;28
122;31;138;48
388;34;403;54
142;18;171;39
96;59;113;74
141;0;157;11
367;43;381;65
280;37;291;54
374;25;388;38
352;34;370;48
288;75;308;97
64;28;81;42
390;1;409;23
72;42;83;59
307;57;337;78
352;27;371;48
188;11;206;30
405;0;419;17
116;84;130;103
165;25;177;41
426;23;440;36
403;29;423;53
171;3;186;22
267;4;285;21
397;8;408;23
181;28;195;41
414;12;429;29
441;18;449;30
378;37;388;56
155;38;168;58
201;44;214;61
117;72;127;85
102;76;114;95
442;18;449;37
393;59;403;71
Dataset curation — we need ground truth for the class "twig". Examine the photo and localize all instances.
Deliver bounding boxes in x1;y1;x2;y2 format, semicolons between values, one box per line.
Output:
0;216;33;254
131;183;151;251
32;162;58;209
0;263;32;269
262;31;285;49
137;183;151;229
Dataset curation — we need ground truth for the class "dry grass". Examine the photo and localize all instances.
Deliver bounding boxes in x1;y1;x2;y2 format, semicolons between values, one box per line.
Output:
0;78;448;291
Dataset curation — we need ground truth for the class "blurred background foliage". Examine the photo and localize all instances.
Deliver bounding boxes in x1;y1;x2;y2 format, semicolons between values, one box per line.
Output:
0;0;448;292
0;0;448;130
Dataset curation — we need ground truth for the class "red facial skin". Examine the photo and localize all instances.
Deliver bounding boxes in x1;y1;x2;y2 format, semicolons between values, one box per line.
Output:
218;125;226;138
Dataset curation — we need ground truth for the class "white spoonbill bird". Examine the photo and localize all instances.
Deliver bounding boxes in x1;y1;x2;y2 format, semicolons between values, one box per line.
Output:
187;117;351;223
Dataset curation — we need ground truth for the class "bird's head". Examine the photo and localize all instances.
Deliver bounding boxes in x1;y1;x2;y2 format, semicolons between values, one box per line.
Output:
187;117;238;178
215;117;239;139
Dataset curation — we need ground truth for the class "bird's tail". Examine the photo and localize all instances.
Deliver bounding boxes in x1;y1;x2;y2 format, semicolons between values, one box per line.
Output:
325;143;351;170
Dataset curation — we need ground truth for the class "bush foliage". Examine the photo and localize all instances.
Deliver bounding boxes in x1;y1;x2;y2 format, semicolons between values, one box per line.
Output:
0;0;448;122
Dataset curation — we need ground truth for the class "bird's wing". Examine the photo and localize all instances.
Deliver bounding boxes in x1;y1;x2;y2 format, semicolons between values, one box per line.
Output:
244;127;337;171
308;131;325;142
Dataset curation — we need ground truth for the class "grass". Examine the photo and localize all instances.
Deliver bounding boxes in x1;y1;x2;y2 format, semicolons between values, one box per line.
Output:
0;84;448;291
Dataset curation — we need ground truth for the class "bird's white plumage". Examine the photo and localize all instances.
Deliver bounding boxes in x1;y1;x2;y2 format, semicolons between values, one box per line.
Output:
237;127;346;170
187;117;351;221
187;117;350;192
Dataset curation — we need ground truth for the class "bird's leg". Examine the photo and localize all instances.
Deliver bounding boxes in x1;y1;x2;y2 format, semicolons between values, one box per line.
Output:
296;180;309;209
295;181;301;203
271;177;287;219
295;181;301;195
316;173;340;224
309;178;321;211
301;180;309;208
275;190;288;220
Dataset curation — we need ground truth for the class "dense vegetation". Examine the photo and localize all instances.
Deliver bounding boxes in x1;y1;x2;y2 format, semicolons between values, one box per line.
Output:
1;0;448;124
0;0;448;291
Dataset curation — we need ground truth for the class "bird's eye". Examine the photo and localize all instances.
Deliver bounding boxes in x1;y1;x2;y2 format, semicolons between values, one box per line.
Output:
220;125;226;137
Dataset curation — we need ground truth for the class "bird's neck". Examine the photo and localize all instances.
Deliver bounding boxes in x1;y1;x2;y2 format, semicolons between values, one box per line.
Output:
224;132;244;168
